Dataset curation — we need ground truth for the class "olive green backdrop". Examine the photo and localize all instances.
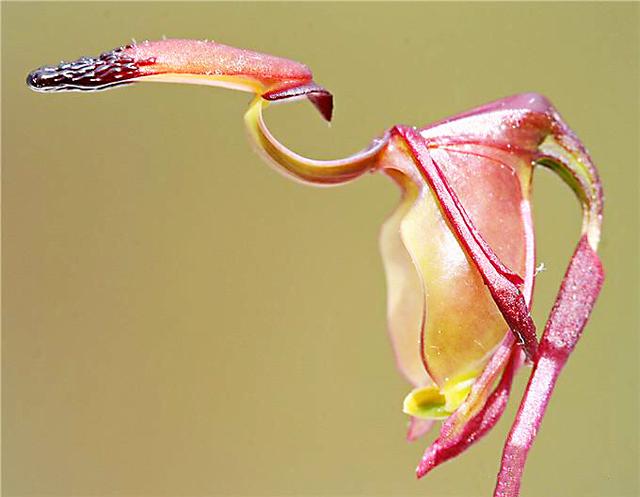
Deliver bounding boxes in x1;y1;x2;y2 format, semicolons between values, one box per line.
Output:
3;2;638;496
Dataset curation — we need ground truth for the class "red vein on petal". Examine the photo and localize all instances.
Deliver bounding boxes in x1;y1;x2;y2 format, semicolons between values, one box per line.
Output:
430;151;524;287
436;147;518;174
425;138;533;158
493;236;604;497
393;126;537;360
427;144;524;285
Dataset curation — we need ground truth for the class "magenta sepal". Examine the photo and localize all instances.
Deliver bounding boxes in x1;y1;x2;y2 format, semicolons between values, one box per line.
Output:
493;235;604;497
416;345;522;477
392;126;538;361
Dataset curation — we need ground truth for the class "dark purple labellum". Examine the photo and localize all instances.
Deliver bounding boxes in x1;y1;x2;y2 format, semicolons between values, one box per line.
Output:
26;46;155;93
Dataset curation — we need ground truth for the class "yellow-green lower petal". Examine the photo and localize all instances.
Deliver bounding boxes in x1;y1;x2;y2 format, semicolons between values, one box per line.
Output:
403;372;477;420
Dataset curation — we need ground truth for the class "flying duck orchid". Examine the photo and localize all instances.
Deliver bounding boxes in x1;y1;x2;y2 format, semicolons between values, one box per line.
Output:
27;39;604;496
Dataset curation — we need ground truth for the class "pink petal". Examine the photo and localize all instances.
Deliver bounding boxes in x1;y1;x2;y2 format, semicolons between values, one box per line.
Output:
407;417;436;442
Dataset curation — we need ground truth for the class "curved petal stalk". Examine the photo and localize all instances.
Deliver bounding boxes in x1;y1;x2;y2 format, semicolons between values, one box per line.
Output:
243;98;387;185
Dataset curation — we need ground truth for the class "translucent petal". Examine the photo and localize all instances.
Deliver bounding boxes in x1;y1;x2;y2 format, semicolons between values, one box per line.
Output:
379;174;430;387
380;141;530;394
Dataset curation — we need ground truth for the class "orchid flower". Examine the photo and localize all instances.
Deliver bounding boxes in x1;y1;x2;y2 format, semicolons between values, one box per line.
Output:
27;39;604;496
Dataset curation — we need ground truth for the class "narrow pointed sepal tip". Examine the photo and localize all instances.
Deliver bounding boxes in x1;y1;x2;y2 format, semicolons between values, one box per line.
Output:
416;449;440;479
416;459;431;479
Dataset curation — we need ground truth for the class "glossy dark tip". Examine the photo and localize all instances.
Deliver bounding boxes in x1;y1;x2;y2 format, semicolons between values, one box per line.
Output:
263;82;334;122
26;46;151;93
307;90;333;122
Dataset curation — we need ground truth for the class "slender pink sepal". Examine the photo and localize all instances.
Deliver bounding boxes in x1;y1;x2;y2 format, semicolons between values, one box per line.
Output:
493;236;604;497
417;346;521;476
392;126;538;361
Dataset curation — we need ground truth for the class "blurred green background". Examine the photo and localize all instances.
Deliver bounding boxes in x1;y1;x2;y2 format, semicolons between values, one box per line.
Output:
3;2;638;496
